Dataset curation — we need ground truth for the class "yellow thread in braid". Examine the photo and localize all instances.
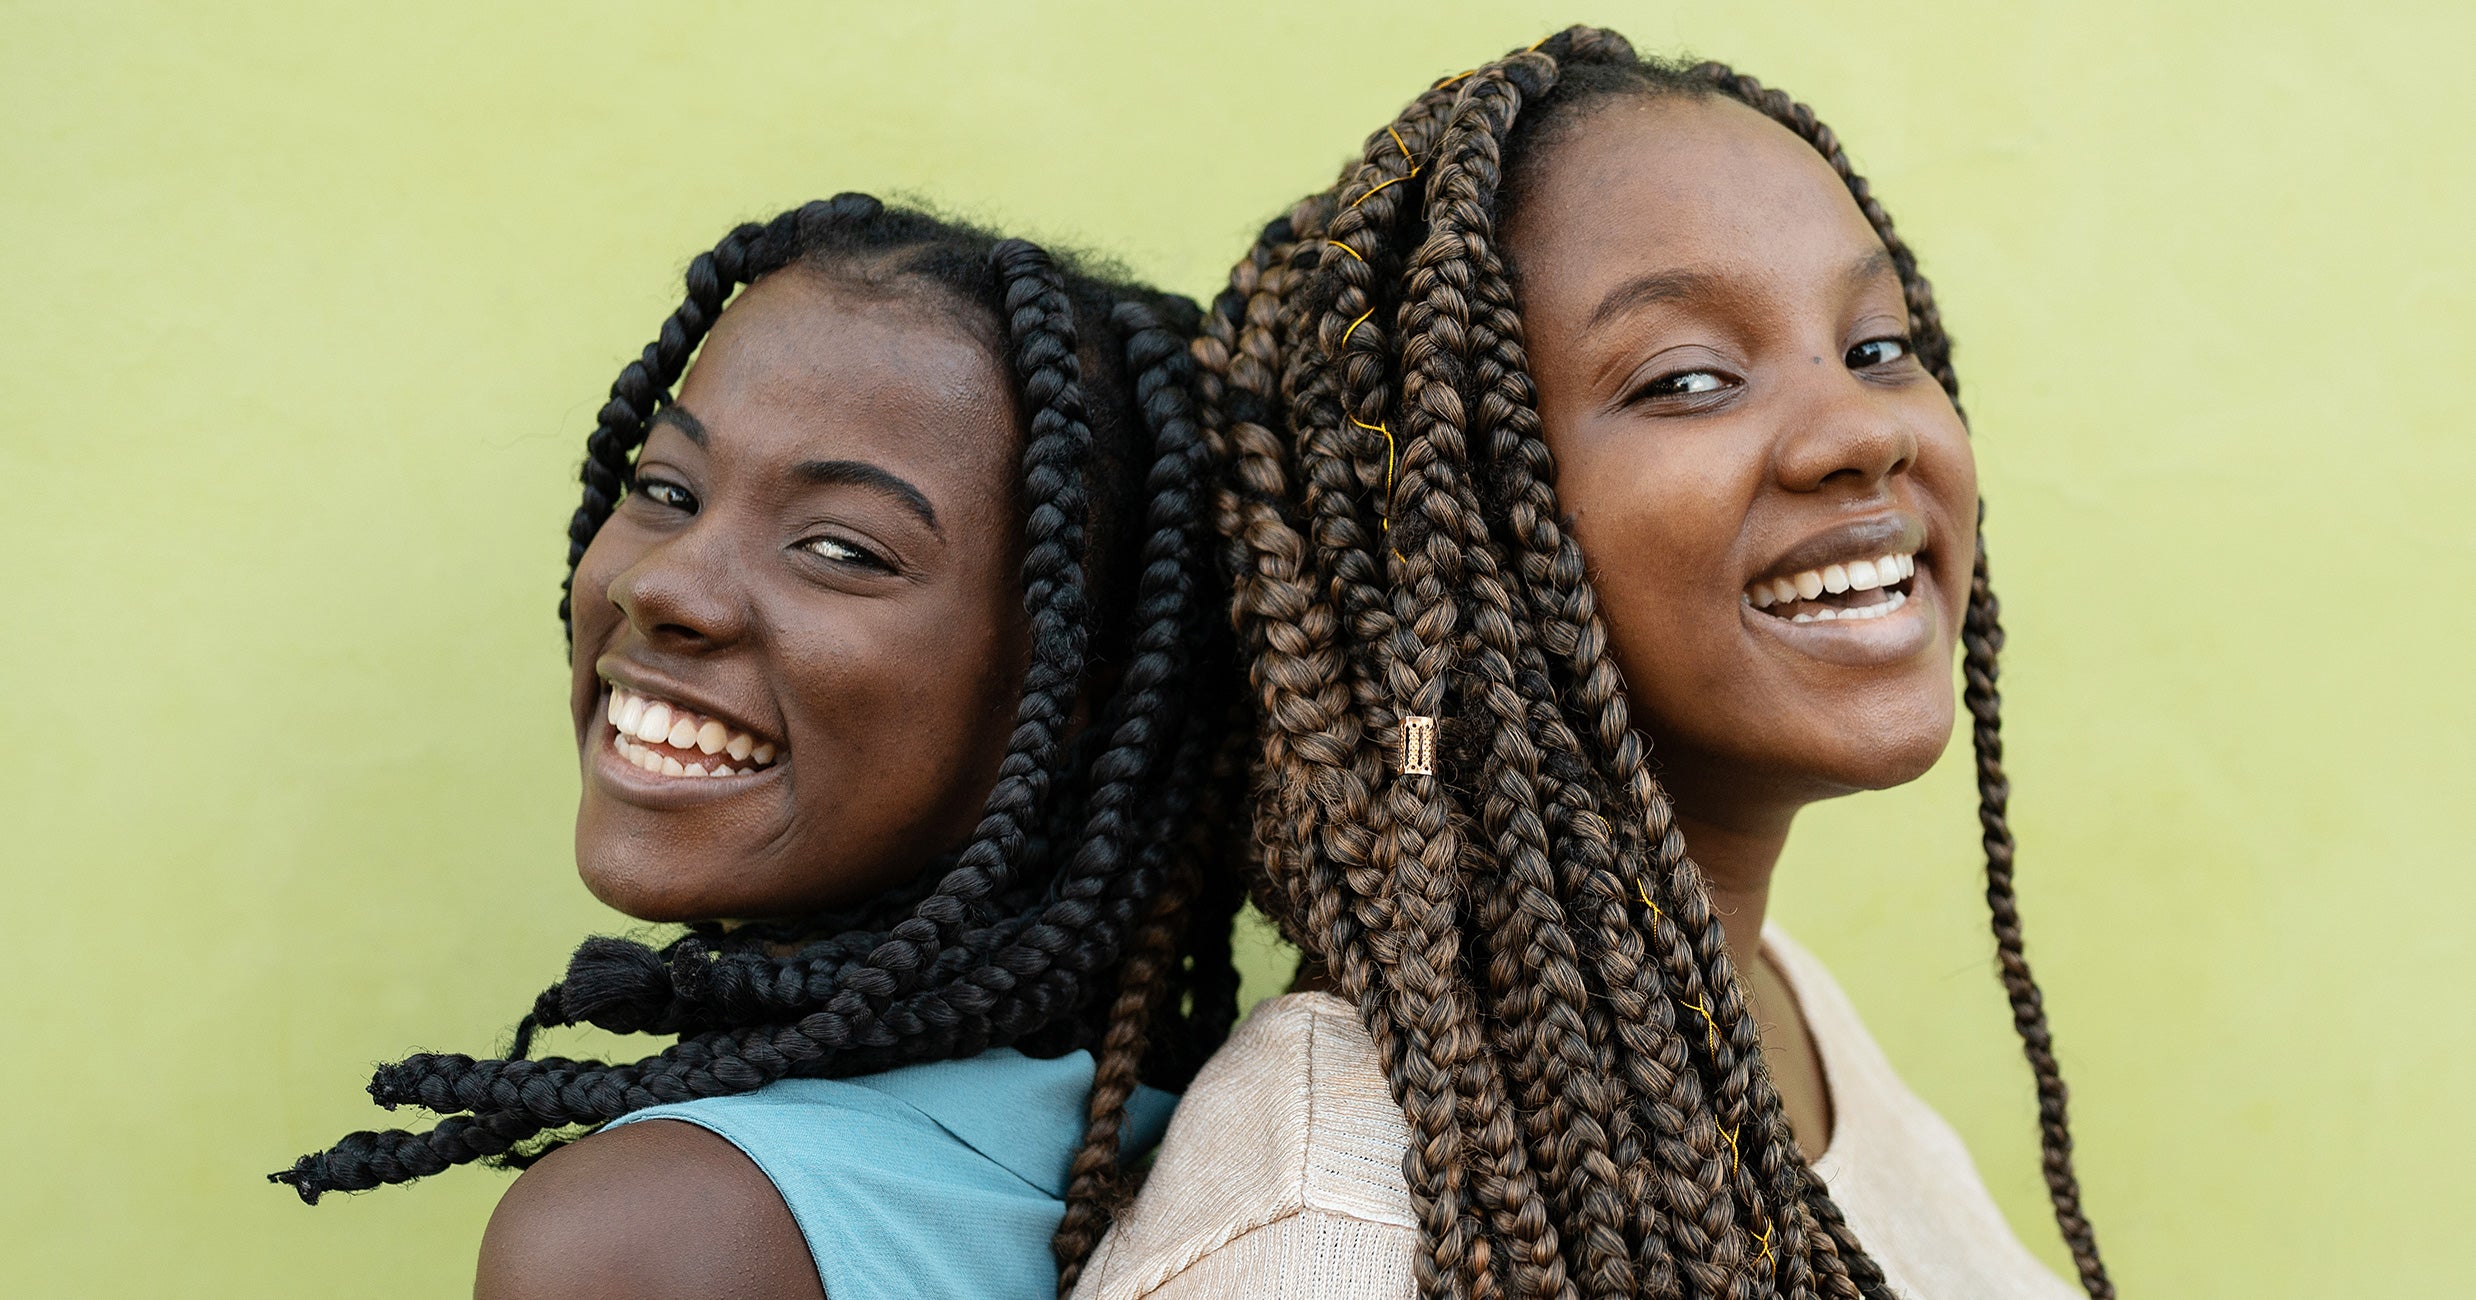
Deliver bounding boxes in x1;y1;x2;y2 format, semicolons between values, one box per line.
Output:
1325;240;1364;262
1345;415;1405;563
1347;171;1413;209
1683;995;1721;1053
1347;416;1399;533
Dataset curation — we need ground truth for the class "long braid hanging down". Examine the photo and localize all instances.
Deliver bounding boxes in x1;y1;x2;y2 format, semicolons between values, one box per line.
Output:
276;194;1245;1283
1201;28;2109;1300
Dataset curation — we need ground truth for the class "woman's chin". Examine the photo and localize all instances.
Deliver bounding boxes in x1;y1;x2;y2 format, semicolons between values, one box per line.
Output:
570;810;776;922
574;853;736;924
1811;704;1959;797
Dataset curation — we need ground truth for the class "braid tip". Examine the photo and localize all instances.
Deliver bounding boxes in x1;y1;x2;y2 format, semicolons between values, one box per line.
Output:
267;1162;326;1205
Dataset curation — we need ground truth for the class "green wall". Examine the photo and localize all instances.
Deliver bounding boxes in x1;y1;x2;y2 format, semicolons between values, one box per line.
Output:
6;2;2466;1294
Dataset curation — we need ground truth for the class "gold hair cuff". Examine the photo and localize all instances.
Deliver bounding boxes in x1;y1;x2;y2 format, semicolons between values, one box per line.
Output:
1399;716;1437;776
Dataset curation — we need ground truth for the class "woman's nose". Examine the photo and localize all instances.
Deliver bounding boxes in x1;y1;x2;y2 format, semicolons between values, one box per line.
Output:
1772;370;1919;495
605;527;750;650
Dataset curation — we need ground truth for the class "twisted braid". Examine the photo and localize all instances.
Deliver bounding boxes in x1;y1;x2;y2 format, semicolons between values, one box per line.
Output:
1050;296;1231;1285
1964;521;2113;1299
277;197;1242;1244
1285;88;1502;1300
1207;25;2105;1300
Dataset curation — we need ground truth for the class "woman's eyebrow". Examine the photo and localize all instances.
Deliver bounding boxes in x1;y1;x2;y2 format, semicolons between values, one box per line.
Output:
1587;268;1724;331
1588;249;1896;334
793;459;943;536
649;405;942;535
650;404;709;445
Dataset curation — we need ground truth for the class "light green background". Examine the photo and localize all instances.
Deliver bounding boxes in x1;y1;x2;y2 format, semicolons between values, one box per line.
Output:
6;2;2467;1295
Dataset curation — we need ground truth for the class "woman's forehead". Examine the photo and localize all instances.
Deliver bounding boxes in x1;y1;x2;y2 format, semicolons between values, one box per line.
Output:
1504;95;1883;316
675;270;1021;491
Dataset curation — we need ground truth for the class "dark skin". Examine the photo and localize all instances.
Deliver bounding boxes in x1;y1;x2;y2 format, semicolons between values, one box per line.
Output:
479;267;1037;1299
1503;94;1978;1158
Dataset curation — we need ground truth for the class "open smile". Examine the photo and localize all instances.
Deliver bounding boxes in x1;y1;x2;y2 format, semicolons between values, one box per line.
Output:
1744;549;1917;624
1736;516;1937;666
598;681;780;780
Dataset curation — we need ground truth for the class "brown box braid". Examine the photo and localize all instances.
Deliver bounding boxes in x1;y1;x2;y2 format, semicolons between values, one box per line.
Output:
1192;29;2111;1300
270;194;1249;1288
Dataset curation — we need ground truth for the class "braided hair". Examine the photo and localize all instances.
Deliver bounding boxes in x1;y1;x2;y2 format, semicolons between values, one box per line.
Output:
1196;30;2111;1300
273;194;1246;1285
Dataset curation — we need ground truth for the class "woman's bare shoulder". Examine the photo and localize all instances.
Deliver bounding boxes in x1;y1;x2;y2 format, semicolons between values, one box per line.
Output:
475;1117;824;1300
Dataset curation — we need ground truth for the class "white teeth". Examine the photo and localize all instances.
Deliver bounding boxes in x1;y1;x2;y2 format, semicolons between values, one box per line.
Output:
1748;552;1919;622
1804;589;1910;623
615;732;741;778
599;682;779;772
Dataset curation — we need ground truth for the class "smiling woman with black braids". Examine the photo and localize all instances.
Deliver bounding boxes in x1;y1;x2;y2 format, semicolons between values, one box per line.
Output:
268;193;1253;1300
1074;27;2110;1300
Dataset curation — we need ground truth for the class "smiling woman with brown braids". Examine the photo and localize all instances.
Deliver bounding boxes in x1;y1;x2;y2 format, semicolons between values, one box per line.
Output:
1072;27;2109;1300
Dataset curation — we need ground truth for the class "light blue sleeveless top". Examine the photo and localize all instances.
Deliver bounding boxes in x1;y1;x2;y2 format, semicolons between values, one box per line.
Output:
606;1047;1176;1300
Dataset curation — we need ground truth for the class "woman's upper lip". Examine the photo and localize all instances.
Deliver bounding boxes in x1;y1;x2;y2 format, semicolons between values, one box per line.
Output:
1753;512;1930;583
593;660;782;748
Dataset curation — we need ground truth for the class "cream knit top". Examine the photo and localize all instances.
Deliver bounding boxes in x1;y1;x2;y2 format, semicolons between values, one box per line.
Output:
1073;926;2078;1300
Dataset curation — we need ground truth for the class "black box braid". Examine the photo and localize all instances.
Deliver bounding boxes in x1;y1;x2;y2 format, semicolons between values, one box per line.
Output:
274;196;1246;1285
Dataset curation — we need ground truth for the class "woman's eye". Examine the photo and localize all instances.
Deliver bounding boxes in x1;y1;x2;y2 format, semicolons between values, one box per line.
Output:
634;478;696;512
1641;369;1730;400
1847;337;1912;369
799;535;891;571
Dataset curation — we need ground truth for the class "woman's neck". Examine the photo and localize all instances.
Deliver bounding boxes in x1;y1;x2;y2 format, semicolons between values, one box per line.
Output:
1672;799;1834;1158
1670;804;1791;961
